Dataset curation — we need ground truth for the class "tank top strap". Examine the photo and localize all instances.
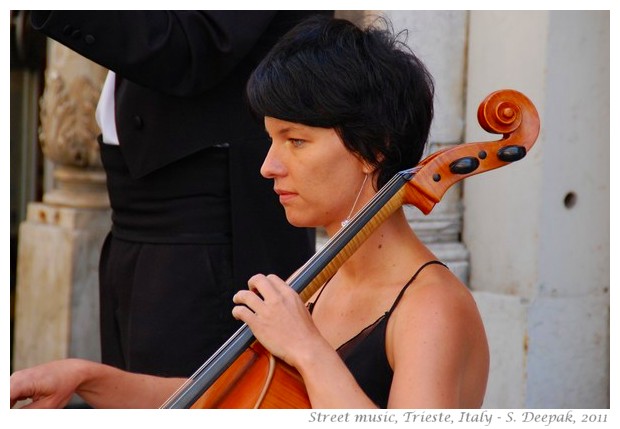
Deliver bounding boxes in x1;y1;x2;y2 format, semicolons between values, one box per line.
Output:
306;276;333;315
386;260;448;315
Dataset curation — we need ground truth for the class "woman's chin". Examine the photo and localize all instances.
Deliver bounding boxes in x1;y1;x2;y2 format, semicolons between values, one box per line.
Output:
285;214;316;229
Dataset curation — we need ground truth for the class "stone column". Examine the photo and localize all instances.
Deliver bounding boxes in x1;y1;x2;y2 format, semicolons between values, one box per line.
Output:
12;41;110;375
464;11;609;408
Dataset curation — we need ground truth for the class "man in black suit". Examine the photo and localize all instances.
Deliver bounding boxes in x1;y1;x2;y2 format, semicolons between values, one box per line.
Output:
30;11;327;377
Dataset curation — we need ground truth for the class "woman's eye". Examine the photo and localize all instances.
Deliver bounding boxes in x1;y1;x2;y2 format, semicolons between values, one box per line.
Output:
289;139;305;147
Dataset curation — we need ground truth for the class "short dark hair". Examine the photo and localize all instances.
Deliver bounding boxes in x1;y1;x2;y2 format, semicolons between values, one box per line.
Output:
246;15;435;189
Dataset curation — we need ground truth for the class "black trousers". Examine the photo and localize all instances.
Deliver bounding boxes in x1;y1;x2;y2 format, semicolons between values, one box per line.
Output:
99;234;242;377
98;142;242;377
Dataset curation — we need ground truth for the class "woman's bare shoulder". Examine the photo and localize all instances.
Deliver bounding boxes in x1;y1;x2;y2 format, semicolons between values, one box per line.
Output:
386;265;490;408
390;264;485;345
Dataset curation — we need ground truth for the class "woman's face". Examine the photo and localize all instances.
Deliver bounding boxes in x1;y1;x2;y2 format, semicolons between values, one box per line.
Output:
262;117;372;234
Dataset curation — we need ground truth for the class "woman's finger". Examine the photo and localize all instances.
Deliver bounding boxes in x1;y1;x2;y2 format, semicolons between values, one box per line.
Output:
247;273;284;302
231;304;256;323
232;289;265;313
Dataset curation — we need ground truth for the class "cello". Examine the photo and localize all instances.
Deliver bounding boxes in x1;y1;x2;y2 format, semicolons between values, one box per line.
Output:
160;88;540;409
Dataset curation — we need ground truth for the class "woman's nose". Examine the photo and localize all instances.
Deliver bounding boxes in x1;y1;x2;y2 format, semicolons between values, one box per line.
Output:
260;144;285;179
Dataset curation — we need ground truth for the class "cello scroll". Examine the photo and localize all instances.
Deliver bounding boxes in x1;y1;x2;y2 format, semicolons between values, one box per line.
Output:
404;89;540;214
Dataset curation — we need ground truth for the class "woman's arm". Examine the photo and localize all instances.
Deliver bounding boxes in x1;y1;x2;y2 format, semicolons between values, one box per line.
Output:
10;359;185;409
386;274;489;408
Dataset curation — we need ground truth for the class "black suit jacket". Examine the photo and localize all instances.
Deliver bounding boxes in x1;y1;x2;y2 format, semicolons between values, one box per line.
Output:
31;10;326;284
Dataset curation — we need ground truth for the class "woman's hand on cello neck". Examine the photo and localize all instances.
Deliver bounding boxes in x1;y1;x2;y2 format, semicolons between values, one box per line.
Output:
232;274;325;368
232;273;380;409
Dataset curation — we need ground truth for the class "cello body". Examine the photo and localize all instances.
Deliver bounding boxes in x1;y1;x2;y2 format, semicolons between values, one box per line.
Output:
161;89;540;410
189;342;310;408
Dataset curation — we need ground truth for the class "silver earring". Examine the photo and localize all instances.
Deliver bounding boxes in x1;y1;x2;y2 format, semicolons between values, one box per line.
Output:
341;174;369;228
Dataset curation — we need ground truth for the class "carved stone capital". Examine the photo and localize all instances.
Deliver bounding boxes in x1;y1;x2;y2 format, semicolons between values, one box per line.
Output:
39;41;109;208
39;69;103;168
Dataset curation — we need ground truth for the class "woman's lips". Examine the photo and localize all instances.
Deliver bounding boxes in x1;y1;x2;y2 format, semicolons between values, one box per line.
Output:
275;189;297;204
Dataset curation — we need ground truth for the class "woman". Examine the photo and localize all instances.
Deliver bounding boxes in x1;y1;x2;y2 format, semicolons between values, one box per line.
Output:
234;15;489;409
10;16;488;409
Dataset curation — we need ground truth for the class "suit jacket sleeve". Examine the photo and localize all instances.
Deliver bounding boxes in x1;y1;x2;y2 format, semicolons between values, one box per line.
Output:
30;10;278;96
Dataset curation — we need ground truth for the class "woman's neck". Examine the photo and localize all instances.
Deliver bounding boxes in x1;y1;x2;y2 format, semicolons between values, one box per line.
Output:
334;209;434;287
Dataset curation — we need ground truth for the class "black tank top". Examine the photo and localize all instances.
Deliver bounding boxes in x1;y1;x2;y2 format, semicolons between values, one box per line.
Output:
307;260;447;408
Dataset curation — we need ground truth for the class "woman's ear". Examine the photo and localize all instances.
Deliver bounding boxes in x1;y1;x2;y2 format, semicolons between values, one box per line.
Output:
362;154;384;191
361;162;375;175
360;152;383;175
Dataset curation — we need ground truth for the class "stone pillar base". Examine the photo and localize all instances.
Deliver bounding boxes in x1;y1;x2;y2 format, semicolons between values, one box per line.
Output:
43;166;109;208
12;202;111;373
